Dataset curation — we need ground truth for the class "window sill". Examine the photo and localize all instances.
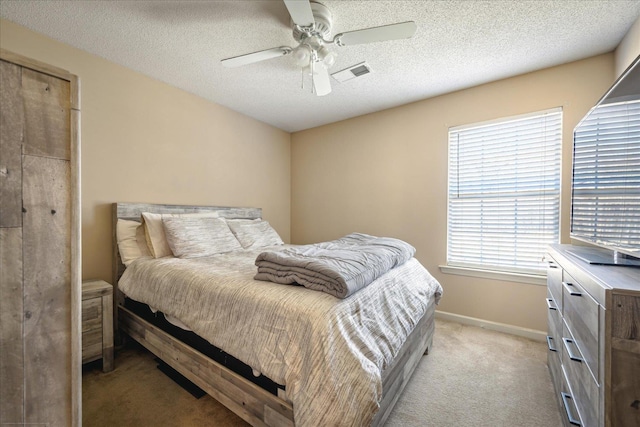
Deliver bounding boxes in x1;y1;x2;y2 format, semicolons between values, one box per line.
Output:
438;265;547;286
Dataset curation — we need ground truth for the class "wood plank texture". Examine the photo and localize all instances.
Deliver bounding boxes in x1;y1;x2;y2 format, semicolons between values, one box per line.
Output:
102;288;114;372
0;56;25;426
0;48;75;82
612;295;640;342
69;106;82;423
120;298;436;427
22;154;72;426
81;281;114;371
119;306;294;427
547;259;563;311
21;68;70;160
562;275;600;383
0;59;23;228
611;348;640;426
1;48;81;427
0;227;24;424
114;203;262;221
82;280;113;299
611;295;640;427
82;298;102;332
82;328;103;362
561;323;599;425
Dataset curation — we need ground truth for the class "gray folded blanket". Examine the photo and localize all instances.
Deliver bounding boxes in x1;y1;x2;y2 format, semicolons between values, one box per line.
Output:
254;233;416;298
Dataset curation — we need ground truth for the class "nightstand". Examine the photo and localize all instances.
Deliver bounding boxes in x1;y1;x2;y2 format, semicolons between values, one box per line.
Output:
82;280;114;372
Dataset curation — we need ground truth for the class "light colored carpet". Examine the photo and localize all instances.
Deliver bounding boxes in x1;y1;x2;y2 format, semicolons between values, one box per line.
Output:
82;319;562;426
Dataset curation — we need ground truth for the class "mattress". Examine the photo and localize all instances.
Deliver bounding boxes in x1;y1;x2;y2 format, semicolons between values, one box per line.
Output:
119;246;442;426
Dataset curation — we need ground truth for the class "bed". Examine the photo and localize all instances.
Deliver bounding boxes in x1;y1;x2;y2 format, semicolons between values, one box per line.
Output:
112;202;442;427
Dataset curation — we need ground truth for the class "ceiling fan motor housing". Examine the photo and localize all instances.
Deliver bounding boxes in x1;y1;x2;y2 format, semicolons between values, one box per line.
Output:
293;1;332;42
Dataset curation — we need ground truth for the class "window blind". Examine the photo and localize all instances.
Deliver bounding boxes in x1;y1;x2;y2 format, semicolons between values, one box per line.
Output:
571;99;640;254
448;108;562;275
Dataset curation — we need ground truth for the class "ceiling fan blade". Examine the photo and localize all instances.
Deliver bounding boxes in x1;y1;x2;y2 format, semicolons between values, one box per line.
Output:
221;47;292;68
333;21;417;46
312;62;331;96
283;0;315;28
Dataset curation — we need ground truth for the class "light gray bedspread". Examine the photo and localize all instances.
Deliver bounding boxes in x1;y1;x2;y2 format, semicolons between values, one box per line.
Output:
254;233;416;298
119;247;442;427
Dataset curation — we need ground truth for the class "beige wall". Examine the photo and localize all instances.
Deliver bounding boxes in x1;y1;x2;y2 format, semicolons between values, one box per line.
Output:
0;19;291;283
291;54;615;332
0;17;625;333
615;15;640;77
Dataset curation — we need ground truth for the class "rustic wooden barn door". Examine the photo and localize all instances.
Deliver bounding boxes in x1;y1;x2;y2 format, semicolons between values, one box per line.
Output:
0;49;81;427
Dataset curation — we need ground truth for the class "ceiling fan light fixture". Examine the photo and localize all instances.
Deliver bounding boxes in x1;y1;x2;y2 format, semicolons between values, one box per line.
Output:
293;44;312;67
318;46;336;67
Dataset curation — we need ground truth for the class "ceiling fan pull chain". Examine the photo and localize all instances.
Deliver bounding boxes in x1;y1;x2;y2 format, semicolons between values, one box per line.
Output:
311;60;315;95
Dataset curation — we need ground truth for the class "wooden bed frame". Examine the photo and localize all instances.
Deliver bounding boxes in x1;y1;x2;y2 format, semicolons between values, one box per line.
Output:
112;202;436;427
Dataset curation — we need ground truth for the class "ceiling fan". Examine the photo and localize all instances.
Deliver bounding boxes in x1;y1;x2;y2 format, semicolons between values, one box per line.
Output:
221;0;417;96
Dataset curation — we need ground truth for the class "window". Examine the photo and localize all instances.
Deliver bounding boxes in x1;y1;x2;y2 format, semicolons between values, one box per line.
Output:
447;108;562;276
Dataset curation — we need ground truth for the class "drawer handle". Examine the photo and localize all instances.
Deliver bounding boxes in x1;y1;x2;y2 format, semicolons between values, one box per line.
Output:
561;392;582;426
562;337;584;363
546;336;557;352
562;281;582;297
546;298;557;310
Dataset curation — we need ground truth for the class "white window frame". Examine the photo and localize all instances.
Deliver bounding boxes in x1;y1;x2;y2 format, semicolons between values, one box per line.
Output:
441;108;562;284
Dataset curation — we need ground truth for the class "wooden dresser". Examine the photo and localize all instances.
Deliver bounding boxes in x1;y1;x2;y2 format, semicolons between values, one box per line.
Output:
546;244;640;427
82;280;114;372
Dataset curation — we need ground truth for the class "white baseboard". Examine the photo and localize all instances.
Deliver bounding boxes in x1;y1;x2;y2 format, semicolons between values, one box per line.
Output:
435;310;547;342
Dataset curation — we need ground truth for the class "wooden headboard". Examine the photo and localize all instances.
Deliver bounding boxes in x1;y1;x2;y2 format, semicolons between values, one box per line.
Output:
111;202;261;308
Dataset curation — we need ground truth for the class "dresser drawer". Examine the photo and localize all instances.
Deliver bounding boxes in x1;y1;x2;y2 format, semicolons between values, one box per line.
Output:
82;297;102;332
560;364;583;427
561;274;599;383
547;291;561;343
547;335;562;410
82;328;103;362
82;297;103;362
547;291;562;398
547;258;563;312
562;321;599;426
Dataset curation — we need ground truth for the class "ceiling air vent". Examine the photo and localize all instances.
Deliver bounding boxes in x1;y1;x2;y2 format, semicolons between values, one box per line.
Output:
331;62;371;83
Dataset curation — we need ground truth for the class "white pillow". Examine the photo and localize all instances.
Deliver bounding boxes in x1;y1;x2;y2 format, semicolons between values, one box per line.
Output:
226;219;284;249
163;217;243;258
141;212;219;258
116;219;151;266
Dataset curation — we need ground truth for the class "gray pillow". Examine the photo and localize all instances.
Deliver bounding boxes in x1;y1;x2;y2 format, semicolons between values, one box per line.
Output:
163;217;243;258
226;219;284;249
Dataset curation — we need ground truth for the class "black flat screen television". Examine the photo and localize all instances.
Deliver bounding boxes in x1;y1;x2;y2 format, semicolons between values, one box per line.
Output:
570;55;640;266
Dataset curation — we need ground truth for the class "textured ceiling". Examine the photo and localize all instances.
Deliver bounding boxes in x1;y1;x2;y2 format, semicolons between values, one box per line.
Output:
1;0;639;132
